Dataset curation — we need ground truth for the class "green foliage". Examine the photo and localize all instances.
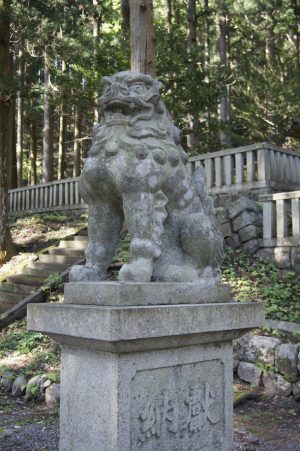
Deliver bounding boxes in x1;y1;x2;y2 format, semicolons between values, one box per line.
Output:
8;0;300;185
0;320;49;358
112;233;130;264
45;272;63;285
222;248;300;323
47;370;60;382
26;383;39;398
0;320;60;375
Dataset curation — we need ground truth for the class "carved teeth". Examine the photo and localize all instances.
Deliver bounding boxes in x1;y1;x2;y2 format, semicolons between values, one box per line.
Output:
111;112;124;120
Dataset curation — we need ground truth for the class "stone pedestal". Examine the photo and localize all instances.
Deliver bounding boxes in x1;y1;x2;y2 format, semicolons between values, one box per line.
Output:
27;282;264;451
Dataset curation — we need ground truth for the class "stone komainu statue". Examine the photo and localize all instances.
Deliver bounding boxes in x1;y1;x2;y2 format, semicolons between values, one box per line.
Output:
70;71;224;283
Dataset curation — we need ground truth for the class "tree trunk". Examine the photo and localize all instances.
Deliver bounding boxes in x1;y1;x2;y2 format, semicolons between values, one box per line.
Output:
58;59;67;180
29;118;37;185
167;0;172;29
292;0;300;69
0;0;15;263
217;10;231;147
42;47;54;182
187;0;197;48
186;0;199;152
7;47;17;190
204;0;211;136
265;27;276;64
121;0;130;31
129;0;156;76
16;42;24;187
93;0;101;123
73;108;82;177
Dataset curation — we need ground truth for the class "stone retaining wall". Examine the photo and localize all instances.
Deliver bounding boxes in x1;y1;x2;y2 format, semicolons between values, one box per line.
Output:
216;196;263;255
215;195;300;271
234;331;300;399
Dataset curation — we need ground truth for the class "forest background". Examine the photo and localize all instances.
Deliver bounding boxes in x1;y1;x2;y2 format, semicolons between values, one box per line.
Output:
1;0;300;189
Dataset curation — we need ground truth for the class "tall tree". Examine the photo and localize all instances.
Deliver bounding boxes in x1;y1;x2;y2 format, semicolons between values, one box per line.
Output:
0;0;15;263
42;47;54;182
58;58;67;180
93;0;101;123
73;106;82;177
16;40;24;187
129;0;156;76
186;0;200;151
216;3;231;146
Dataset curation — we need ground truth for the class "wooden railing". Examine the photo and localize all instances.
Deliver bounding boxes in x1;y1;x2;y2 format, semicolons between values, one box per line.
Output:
9;178;86;214
260;191;300;247
189;142;300;195
8;142;300;214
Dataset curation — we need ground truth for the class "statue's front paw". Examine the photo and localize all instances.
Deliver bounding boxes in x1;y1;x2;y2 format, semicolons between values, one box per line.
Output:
118;259;153;282
69;265;106;282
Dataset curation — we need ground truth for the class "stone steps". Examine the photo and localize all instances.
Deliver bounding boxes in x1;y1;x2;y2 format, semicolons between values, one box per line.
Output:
39;254;80;265
0;291;23;302
7;275;45;287
0;281;34;295
59;239;87;248
76;229;87;236
27;261;70;272
23;266;62;278
48;248;85;257
0;229;88;329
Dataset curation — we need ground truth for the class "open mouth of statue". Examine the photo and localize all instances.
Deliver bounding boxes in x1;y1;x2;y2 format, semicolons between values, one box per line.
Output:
102;96;154;126
104;100;133;125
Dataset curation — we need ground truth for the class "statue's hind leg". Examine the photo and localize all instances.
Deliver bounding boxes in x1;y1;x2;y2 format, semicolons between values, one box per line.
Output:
69;200;123;281
153;213;199;282
118;191;167;282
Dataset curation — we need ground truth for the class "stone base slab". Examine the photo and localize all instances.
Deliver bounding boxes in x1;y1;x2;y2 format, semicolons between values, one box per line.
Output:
64;280;231;306
27;301;263;352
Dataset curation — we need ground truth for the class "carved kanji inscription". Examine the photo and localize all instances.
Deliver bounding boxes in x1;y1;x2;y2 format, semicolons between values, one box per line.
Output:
130;360;224;451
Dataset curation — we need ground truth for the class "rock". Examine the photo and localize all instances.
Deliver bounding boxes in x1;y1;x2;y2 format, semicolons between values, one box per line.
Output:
274;248;291;269
233;358;239;373
43;379;52;389
219;221;232;238
292;381;300;401
0;371;16;393
12;375;27;397
215;207;229;225
25;374;48;401
232;211;262;233
256;248;275;262
228;197;261;220
262;372;292;396
237;361;262;386
235;333;281;366
291;248;300;272
225;234;241;249
239;225;259;242
242;238;260;255
275;343;299;379
45;383;60;408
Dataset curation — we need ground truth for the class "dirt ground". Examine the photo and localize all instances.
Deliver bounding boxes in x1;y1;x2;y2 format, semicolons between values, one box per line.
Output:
234;390;300;450
1;387;300;451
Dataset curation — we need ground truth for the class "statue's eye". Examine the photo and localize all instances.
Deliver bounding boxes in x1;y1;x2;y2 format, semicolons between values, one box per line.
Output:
129;83;146;94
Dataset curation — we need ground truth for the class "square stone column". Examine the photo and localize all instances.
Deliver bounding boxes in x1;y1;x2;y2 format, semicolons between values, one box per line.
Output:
27;282;264;451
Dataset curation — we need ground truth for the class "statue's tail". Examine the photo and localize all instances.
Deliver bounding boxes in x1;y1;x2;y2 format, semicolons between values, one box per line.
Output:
192;167;225;268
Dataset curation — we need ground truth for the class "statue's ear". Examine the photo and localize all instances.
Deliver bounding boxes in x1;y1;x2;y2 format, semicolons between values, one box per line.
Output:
155;80;163;92
102;76;113;86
